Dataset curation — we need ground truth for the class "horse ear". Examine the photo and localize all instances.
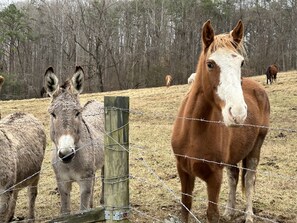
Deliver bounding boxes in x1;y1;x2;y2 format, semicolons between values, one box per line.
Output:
71;66;84;94
231;20;244;46
202;20;214;49
44;67;59;97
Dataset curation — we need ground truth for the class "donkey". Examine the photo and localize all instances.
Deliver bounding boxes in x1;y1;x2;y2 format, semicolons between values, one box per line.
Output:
0;78;46;222
44;66;105;214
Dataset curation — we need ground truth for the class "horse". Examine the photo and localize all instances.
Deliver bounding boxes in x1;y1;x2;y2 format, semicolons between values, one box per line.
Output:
187;73;196;84
0;78;46;222
165;74;173;87
171;20;270;223
0;75;4;92
44;66;105;214
266;64;279;84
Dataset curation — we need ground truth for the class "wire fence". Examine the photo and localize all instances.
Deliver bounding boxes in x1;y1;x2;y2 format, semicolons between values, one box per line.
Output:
1;104;296;223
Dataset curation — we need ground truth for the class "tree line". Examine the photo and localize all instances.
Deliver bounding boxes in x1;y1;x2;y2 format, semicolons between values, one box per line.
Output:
0;0;296;99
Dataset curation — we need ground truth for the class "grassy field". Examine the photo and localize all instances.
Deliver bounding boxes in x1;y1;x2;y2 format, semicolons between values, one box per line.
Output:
1;71;296;223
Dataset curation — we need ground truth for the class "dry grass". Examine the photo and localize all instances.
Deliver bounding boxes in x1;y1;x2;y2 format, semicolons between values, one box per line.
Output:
1;71;296;223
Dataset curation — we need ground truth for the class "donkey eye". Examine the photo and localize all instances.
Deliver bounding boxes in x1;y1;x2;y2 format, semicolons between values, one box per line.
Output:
206;61;215;69
51;113;56;118
241;60;245;67
75;111;81;117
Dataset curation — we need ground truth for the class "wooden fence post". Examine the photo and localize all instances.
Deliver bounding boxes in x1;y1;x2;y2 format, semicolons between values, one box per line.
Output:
104;96;129;223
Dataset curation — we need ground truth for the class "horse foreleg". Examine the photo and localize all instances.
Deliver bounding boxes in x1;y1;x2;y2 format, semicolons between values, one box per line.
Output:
223;165;239;220
244;158;258;223
206;168;223;223
177;164;195;223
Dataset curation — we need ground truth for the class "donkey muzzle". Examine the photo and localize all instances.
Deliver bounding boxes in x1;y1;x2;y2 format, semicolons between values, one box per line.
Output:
58;148;76;163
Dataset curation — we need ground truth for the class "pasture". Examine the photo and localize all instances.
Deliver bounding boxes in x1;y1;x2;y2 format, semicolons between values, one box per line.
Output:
0;71;296;222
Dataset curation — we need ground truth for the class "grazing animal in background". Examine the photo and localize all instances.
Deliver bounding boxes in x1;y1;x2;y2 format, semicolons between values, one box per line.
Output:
44;66;105;214
266;64;279;84
187;73;196;84
171;20;270;223
0;75;4;92
40;86;49;98
165;74;173;87
0;79;46;222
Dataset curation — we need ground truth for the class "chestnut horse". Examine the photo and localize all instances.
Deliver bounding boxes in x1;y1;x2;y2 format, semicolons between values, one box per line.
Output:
171;20;270;223
165;74;173;87
266;64;279;84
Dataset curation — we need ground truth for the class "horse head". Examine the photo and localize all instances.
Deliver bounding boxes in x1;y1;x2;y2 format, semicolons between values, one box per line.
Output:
200;20;247;126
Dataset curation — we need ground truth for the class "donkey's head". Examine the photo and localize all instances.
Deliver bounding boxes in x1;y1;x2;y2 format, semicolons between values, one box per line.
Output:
44;66;84;163
200;20;247;126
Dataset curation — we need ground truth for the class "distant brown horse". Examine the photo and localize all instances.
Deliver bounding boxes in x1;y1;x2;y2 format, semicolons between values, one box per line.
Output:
0;76;4;92
171;20;270;223
165;74;173;87
266;64;279;84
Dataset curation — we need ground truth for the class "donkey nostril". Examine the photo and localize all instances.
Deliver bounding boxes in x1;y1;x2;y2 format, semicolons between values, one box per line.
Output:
58;150;75;163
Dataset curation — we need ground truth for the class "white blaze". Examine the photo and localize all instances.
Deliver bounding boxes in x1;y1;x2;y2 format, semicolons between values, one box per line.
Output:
209;48;247;126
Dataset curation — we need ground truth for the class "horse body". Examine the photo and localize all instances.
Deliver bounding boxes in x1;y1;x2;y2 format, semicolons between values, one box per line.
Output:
0;112;46;222
165;74;173;87
187;73;196;84
172;21;270;223
266;64;278;84
44;66;104;214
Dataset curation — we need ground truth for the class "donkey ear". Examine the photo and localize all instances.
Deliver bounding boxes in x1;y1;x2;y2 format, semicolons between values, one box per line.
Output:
231;20;244;46
202;20;214;49
44;67;59;97
71;66;84;94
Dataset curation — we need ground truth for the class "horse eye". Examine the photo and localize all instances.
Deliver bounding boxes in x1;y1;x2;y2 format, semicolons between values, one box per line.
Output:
51;113;56;118
75;111;81;117
207;61;215;69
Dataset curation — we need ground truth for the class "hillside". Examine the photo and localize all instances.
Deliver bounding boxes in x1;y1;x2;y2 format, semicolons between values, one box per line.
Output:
0;71;296;222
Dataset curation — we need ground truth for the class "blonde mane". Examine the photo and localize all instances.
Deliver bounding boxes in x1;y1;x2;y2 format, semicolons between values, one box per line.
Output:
207;33;246;57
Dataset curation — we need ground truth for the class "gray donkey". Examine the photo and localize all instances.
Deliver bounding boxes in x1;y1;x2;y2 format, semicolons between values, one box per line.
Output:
0;77;46;222
44;66;104;214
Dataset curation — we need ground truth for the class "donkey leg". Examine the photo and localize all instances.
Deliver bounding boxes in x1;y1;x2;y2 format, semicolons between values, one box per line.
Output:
206;169;223;223
0;189;13;222
244;158;258;223
223;165;239;220
79;176;94;210
58;181;72;214
177;164;195;223
27;177;40;221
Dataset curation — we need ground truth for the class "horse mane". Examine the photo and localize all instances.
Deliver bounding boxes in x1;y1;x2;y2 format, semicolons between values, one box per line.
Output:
207;33;246;57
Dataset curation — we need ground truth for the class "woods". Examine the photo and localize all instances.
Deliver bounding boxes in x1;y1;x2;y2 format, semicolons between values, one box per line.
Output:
0;0;296;99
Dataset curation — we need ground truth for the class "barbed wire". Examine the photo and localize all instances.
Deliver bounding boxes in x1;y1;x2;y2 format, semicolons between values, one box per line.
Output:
1;104;296;222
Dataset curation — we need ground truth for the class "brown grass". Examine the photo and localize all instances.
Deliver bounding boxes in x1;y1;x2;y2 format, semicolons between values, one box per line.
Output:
1;71;296;222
